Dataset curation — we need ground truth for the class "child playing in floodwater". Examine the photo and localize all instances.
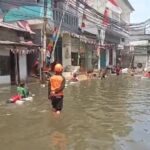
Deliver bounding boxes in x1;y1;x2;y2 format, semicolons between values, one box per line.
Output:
17;82;29;98
99;68;108;79
8;81;29;103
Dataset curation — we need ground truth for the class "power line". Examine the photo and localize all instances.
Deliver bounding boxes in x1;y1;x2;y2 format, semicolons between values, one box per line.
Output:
0;0;129;33
1;0;103;29
69;0;129;30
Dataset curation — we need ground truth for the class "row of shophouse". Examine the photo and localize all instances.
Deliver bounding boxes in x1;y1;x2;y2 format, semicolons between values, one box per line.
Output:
129;20;150;69
0;0;134;85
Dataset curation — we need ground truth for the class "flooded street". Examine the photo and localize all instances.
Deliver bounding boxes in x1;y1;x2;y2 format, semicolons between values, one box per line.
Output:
0;76;150;150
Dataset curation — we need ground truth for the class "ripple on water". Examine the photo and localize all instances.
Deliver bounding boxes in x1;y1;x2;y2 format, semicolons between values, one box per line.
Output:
0;77;150;150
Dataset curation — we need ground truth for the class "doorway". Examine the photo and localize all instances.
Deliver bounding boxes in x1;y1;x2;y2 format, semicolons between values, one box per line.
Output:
10;51;20;85
54;37;62;64
100;49;106;68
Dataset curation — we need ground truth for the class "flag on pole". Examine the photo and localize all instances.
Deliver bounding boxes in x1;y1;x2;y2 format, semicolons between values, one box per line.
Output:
106;0;122;14
96;45;100;56
81;13;86;32
100;29;106;45
51;27;58;42
100;7;110;46
81;13;86;29
102;8;110;27
51;0;70;64
81;15;86;27
47;41;53;52
81;0;87;29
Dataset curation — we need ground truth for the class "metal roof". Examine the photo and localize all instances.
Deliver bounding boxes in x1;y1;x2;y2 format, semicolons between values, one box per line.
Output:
0;40;39;47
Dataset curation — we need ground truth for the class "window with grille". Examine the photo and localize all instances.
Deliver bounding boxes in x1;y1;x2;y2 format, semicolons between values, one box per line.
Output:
0;55;10;76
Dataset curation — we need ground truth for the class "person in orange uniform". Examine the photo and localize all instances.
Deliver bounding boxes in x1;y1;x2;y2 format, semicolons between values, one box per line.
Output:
48;63;66;114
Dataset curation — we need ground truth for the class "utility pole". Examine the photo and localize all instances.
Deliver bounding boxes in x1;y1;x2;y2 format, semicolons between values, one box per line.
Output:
51;0;70;62
40;0;47;82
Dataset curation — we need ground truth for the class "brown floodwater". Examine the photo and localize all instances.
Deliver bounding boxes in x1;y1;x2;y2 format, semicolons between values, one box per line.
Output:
0;75;150;150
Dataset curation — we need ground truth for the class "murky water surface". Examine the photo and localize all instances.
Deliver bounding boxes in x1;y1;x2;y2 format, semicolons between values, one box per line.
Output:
0;76;150;150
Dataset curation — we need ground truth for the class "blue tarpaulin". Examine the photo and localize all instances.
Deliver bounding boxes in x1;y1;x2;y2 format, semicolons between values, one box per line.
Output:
3;0;52;22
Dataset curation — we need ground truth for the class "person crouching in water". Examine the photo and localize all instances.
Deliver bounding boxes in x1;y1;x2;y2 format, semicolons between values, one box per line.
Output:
99;68;108;79
48;63;66;115
115;64;121;76
70;73;79;82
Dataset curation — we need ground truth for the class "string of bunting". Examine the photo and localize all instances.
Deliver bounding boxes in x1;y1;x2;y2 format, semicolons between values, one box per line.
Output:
50;27;117;49
10;48;39;55
63;31;117;47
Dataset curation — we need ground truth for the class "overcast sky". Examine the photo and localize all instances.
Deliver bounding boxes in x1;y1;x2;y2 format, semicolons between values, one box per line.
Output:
129;0;150;23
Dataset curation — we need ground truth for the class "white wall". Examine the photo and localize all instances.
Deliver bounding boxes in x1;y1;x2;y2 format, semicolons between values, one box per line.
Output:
62;34;72;68
91;0;133;24
19;54;27;80
118;0;133;24
106;49;109;66
0;49;11;84
134;55;147;68
113;49;116;66
0;76;10;84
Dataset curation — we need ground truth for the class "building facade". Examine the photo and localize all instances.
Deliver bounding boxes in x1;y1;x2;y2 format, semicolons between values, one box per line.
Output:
0;0;134;83
0;22;38;84
76;0;134;70
129;19;150;69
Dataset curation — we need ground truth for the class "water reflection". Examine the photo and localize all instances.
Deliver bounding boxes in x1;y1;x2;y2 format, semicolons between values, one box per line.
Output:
63;76;133;149
50;131;67;150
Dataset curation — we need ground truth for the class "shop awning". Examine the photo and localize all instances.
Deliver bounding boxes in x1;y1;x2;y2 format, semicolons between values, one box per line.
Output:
0;22;27;32
0;40;40;54
0;40;39;47
130;40;150;46
62;30;97;45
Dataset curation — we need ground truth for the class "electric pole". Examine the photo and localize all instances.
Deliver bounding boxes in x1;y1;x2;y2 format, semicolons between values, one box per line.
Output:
40;0;47;82
51;0;70;62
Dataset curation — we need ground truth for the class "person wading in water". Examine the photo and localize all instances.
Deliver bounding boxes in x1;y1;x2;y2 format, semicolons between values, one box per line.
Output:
48;63;66;115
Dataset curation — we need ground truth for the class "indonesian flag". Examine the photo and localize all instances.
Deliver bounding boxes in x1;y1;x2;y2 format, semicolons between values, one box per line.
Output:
106;0;122;14
52;27;58;42
81;13;86;28
102;8;110;26
96;45;100;56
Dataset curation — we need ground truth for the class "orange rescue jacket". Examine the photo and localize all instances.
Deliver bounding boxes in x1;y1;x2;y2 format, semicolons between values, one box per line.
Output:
49;75;65;96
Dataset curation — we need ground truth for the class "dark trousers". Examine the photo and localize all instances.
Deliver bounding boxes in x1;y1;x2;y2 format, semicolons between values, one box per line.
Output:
50;96;63;111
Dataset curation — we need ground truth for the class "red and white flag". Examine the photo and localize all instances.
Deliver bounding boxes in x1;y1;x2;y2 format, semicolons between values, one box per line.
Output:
100;7;110;46
106;0;122;14
102;8;110;27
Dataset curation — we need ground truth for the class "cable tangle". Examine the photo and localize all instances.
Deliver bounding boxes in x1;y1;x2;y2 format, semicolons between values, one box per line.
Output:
0;0;129;33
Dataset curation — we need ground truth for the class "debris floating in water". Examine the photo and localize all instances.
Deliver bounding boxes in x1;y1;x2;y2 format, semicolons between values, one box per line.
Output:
41;84;46;88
